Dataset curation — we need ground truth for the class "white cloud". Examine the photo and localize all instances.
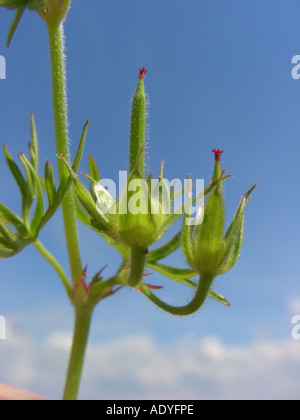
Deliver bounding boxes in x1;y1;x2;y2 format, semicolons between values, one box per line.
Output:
0;325;299;400
289;298;300;315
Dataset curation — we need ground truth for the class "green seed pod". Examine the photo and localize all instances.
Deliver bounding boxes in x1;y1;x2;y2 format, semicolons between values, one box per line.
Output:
129;68;147;174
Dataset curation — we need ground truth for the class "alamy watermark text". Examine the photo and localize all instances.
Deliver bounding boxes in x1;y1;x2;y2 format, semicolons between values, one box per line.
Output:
0;315;6;340
0;55;6;80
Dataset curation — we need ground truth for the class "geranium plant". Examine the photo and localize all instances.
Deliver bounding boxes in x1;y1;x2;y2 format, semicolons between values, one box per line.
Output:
0;0;256;400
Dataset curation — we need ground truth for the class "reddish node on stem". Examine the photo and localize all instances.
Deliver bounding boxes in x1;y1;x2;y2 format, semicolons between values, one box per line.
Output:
212;149;224;162
139;67;148;79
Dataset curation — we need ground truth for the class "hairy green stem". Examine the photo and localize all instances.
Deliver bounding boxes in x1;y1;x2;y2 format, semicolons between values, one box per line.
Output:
63;305;94;400
127;247;147;288
34;240;71;298
47;21;82;285
47;19;89;402
140;274;214;316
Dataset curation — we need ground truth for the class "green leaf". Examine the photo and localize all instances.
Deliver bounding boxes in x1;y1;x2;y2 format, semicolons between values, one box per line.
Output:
60;156;111;231
147;262;197;280
0;247;16;258
0;202;27;234
18;152;35;225
44;161;56;206
0;221;18;249
72;120;90;173
3;145;27;197
0;1;47;46
42;120;90;222
30;113;39;171
6;5;26;47
147;231;181;262
19;154;44;235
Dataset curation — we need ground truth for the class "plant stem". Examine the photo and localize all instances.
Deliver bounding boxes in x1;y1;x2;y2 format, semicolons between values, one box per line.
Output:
47;21;82;285
47;19;91;401
63;305;94;400
34;240;72;298
127;247;147;288
140;274;214;316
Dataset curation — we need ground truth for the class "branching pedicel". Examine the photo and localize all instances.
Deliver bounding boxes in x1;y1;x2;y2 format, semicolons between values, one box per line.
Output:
0;0;256;400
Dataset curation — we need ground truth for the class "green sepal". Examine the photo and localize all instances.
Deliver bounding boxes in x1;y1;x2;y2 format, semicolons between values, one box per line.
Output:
208;289;230;307
159;178;219;242
27;0;47;10
146;262;197;280
88;154;100;201
147;231;181;263
217;184;257;275
181;211;195;271
151;165;171;218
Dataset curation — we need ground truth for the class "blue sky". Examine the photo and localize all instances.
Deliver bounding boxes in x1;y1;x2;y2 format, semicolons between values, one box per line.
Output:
0;0;299;400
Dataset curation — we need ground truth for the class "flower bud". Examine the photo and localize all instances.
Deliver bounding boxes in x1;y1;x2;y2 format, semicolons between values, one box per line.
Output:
182;173;225;277
182;150;256;280
118;164;159;250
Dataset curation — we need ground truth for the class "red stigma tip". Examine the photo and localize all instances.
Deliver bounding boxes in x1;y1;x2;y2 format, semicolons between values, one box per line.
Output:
139;67;148;79
212;149;224;162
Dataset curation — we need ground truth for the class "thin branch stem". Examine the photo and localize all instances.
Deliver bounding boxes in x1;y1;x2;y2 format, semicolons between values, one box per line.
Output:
140;274;214;316
127;247;147;288
34;240;72;298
